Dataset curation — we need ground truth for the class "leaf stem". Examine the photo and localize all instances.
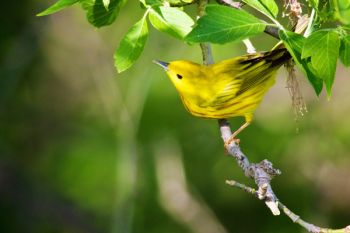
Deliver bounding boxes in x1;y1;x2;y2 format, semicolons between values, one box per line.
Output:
304;9;315;37
268;16;285;31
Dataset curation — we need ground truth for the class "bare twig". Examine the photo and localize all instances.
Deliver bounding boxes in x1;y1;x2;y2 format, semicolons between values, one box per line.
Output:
197;0;350;232
264;26;280;39
226;180;350;233
198;0;280;216
218;119;281;215
243;39;256;53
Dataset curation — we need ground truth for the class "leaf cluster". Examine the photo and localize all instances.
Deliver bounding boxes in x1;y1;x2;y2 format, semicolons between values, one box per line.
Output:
38;0;350;96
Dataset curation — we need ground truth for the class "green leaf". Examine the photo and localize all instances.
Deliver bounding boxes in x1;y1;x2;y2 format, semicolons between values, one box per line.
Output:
340;35;350;66
114;17;148;73
279;30;323;95
243;0;279;18
332;0;350;24
186;5;266;44
302;30;340;95
149;6;194;39
145;0;162;5
80;0;127;28
37;0;79;16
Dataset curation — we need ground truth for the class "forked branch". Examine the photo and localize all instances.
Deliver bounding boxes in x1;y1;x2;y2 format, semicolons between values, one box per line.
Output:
197;0;349;231
215;52;349;233
226;180;350;233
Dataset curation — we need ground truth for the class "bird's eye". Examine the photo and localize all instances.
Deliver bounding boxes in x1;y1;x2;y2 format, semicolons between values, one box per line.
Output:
176;74;183;79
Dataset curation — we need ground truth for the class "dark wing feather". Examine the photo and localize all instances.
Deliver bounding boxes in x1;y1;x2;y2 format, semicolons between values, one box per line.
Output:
207;49;290;107
236;49;290;96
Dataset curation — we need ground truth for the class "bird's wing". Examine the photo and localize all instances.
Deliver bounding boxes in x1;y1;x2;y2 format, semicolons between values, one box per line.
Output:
219;49;289;97
204;61;245;107
205;49;289;108
235;61;276;96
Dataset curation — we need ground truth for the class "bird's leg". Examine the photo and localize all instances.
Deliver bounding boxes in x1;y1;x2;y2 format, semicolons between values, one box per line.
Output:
224;122;251;149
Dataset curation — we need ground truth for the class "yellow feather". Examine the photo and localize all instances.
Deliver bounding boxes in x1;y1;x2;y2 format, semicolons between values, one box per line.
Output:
155;48;290;137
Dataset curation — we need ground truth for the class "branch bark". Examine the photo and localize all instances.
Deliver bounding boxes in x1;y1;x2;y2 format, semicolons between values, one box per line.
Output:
226;180;350;233
218;119;281;215
197;0;350;232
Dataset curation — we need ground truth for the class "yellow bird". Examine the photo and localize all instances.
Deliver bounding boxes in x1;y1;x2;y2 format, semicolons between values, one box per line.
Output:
154;48;291;145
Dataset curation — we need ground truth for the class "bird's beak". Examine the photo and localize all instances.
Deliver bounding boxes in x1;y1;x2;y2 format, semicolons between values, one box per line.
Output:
153;60;169;71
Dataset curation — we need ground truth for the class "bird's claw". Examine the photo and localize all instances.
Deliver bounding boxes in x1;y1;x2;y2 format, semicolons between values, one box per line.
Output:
224;137;240;153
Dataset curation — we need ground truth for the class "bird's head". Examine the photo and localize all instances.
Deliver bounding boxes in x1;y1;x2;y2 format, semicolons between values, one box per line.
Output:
153;60;204;96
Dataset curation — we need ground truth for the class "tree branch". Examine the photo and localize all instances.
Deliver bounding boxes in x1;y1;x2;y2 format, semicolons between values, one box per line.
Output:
202;48;350;233
198;0;280;215
264;26;280;39
226;180;350;233
198;0;350;231
218;119;281;215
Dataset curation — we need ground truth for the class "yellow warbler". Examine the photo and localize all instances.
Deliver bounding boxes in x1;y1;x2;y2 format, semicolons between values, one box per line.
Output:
154;48;290;143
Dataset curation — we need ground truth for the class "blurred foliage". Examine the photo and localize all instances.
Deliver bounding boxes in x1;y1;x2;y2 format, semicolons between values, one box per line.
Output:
1;1;350;233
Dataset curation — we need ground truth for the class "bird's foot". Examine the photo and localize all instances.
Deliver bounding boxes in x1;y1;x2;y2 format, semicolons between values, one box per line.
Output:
224;136;240;153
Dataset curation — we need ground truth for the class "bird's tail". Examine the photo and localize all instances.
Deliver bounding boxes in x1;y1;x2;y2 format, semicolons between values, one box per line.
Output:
240;48;291;69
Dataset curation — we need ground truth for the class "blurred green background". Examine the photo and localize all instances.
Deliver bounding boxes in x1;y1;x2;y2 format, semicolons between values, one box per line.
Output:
1;1;350;233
